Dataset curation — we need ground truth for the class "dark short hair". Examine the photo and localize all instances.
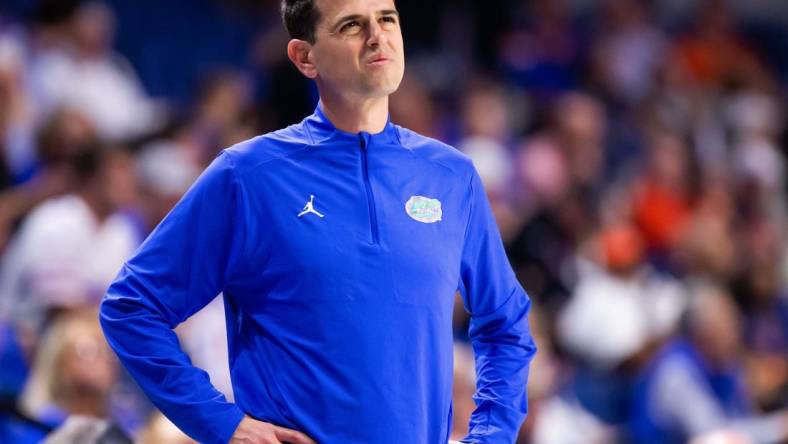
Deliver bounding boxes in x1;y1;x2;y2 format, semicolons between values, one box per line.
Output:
281;0;321;44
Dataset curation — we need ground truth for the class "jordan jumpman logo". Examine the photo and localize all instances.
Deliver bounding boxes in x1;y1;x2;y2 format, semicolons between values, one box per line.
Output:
298;194;325;218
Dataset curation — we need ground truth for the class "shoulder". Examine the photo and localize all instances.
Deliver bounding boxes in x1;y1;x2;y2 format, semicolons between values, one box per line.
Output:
396;126;475;182
220;123;313;177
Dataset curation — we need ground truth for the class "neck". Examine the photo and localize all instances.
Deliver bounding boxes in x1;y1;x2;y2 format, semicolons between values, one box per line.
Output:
319;90;390;134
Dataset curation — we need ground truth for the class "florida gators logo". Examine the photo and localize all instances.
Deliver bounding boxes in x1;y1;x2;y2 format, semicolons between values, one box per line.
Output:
405;196;442;223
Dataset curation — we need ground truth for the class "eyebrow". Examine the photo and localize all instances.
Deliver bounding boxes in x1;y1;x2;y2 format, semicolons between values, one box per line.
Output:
330;10;400;32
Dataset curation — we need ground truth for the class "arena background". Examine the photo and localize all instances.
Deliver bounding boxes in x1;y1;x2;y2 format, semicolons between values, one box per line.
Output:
1;0;787;442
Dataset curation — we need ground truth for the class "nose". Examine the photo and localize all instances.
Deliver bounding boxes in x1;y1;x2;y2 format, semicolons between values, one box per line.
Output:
366;19;387;48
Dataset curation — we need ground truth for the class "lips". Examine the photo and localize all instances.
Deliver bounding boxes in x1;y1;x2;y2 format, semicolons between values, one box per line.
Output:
367;55;391;65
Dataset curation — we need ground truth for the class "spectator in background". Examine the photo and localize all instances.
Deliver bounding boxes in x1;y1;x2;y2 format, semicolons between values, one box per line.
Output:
128;69;258;185
497;0;584;102
532;393;617;444
0;30;36;183
590;0;667;106
506;92;606;314
628;281;788;444
133;140;200;236
529;175;686;442
34;107;96;169
18;309;119;443
727;89;785;208
187;69;259;166
0;315;38;444
676;179;738;283
558;221;685;373
28;1;163;142
734;216;788;413
42;415;131;444
657;0;778;184
457;79;515;188
0;141;138;338
550;92;608;198
0;107;101;254
632;130;695;268
531;182;685;443
668;0;765;93
137;412;195;444
0;31;72;252
457;79;520;240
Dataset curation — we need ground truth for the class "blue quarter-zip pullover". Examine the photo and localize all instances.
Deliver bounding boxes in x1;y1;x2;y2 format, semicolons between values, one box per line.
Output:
99;105;536;444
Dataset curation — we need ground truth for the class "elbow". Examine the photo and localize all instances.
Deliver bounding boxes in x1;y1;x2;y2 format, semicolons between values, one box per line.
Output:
98;283;130;341
469;289;538;363
470;288;532;340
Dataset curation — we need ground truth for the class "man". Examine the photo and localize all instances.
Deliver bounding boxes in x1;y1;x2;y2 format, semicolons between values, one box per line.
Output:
99;1;536;443
2;144;138;337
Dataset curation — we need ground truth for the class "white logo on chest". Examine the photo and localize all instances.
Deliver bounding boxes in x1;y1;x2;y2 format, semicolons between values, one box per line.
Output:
298;195;324;218
405;195;442;223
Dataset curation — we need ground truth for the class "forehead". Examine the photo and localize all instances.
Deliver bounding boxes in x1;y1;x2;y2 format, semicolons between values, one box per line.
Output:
315;0;397;22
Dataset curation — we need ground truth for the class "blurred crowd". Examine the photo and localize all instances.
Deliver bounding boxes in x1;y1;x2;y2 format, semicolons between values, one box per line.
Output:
0;0;787;443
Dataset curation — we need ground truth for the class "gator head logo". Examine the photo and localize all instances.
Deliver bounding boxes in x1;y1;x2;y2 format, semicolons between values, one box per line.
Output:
405;195;442;223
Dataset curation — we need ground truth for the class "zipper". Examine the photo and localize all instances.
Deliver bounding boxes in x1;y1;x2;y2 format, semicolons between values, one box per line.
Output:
359;134;380;245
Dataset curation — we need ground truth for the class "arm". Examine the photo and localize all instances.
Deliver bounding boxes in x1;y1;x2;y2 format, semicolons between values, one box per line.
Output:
99;152;245;444
458;169;537;444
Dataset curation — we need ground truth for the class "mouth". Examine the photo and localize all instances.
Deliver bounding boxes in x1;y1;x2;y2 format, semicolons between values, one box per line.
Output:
366;55;391;66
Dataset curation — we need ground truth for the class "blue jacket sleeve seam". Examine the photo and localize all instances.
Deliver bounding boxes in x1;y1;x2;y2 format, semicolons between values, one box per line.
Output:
456;171;476;302
220;150;244;285
460;171;476;261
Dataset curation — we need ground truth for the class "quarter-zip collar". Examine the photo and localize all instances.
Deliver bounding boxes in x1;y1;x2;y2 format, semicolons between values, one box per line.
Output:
304;101;401;146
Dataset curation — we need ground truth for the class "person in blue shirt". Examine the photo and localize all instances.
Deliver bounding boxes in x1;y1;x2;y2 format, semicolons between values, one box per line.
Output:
627;282;788;444
99;0;537;443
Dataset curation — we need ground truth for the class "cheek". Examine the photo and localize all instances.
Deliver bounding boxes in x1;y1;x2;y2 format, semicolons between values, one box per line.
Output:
316;45;358;76
390;31;405;57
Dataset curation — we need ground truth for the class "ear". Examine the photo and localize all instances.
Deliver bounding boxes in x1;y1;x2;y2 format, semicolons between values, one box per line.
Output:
287;39;318;79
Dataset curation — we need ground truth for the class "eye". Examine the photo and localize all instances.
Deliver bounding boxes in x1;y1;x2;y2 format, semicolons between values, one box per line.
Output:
340;20;361;33
380;16;397;25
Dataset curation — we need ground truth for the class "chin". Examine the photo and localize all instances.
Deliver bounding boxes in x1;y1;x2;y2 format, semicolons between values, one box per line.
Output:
364;76;404;97
381;81;402;96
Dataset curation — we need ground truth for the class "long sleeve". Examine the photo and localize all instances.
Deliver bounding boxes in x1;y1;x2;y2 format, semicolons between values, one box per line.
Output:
99;151;246;444
458;169;537;444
